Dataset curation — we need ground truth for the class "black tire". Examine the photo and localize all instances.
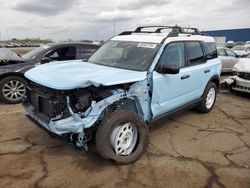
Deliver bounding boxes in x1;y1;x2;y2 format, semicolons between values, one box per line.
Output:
0;76;27;104
197;82;217;113
95;109;149;164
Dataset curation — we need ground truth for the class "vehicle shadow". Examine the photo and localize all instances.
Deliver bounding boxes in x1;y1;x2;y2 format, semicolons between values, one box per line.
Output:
220;89;250;99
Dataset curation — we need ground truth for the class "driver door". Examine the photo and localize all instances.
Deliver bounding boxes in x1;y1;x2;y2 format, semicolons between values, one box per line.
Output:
151;42;204;118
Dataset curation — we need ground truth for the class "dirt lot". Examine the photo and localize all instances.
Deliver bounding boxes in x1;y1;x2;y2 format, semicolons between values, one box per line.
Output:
0;90;249;188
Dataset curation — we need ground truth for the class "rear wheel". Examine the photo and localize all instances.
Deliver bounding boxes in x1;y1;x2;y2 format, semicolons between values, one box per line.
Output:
0;76;27;104
96;110;149;164
197;82;217;113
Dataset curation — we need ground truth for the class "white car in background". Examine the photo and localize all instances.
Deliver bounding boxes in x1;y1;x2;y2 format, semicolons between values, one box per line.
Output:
232;45;250;57
222;58;250;93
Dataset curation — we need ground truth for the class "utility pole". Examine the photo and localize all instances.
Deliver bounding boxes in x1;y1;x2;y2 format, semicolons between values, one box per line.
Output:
113;19;116;36
6;29;9;41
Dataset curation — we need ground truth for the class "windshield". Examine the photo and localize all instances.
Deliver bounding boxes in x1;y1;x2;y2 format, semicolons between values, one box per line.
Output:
22;46;48;60
232;46;245;51
88;40;159;71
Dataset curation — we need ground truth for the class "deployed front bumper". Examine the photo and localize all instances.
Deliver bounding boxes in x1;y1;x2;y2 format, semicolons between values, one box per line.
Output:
222;75;250;93
23;102;84;135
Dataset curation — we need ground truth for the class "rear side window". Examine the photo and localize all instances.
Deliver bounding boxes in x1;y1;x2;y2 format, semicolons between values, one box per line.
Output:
225;49;237;57
78;45;99;60
185;42;204;65
217;49;226;56
205;42;218;59
61;46;76;61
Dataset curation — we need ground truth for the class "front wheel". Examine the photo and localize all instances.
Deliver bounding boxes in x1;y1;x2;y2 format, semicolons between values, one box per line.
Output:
95;110;149;164
197;82;217;113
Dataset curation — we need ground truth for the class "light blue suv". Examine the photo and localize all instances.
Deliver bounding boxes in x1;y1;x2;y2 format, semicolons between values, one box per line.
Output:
23;26;221;164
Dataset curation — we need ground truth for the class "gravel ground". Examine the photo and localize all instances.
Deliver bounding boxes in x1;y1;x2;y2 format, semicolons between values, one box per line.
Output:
0;90;249;188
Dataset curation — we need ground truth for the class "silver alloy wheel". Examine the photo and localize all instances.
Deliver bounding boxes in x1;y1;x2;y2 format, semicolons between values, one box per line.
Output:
110;123;138;156
2;80;26;101
206;87;216;109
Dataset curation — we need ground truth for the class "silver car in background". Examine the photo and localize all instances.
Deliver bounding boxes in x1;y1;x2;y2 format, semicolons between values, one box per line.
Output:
218;47;239;73
232;45;250;57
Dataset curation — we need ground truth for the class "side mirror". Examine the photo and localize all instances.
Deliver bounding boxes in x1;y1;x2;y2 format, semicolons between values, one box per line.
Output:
40;57;52;64
156;64;180;74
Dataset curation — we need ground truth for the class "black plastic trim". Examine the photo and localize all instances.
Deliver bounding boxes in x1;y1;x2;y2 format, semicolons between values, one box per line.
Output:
150;98;202;124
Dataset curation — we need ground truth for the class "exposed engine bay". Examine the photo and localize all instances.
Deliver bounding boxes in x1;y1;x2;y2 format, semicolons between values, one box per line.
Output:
24;81;131;122
23;81;139;149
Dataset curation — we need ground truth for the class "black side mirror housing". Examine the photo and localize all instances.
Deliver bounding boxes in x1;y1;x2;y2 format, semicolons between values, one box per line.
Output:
40;57;52;64
156;64;180;74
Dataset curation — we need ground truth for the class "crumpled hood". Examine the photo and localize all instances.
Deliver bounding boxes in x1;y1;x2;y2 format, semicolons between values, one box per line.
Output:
233;58;250;73
0;48;25;62
25;60;147;90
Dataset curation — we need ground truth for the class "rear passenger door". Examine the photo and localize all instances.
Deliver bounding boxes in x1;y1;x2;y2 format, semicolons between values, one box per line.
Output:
151;41;205;117
184;41;209;97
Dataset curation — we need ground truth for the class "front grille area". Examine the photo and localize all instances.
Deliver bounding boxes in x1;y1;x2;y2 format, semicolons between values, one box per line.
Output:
238;72;250;80
25;83;66;123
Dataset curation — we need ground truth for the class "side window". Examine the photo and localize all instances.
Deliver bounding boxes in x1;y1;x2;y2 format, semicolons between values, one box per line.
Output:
205;42;218;59
45;46;76;61
60;46;76;61
246;47;250;52
225;49;237;57
217;49;227;56
78;45;99;60
158;42;185;68
46;49;60;61
185;42;204;65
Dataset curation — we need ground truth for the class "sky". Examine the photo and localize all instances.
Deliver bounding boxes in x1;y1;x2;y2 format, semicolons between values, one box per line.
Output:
0;0;249;41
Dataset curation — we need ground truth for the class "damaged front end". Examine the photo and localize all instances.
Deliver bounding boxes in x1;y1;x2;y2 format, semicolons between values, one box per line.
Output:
221;60;250;93
23;78;152;149
221;73;250;93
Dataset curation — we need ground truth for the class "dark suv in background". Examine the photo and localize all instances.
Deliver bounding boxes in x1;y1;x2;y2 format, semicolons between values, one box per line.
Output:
0;42;99;103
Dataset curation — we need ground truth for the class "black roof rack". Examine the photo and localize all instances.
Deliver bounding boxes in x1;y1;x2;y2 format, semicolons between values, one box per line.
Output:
118;25;201;43
119;25;201;44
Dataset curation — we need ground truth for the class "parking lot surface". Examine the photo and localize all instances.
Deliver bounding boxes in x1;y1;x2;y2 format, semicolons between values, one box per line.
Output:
0;91;249;188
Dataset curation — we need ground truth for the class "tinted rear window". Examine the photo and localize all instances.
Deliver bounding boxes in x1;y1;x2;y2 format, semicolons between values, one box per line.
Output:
205;42;218;59
186;42;204;65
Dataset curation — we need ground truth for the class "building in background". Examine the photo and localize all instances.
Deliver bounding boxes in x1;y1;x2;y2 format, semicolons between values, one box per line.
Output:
203;28;250;42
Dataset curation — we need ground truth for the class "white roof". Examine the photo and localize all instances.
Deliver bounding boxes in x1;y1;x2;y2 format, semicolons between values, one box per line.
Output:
112;33;215;44
112;34;165;44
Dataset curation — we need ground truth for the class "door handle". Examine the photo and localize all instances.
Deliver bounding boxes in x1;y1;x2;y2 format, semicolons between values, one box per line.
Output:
204;69;211;73
181;75;190;80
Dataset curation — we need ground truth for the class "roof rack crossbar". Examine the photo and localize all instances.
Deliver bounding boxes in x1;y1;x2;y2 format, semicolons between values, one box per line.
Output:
179;27;200;34
118;25;201;38
135;26;182;33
